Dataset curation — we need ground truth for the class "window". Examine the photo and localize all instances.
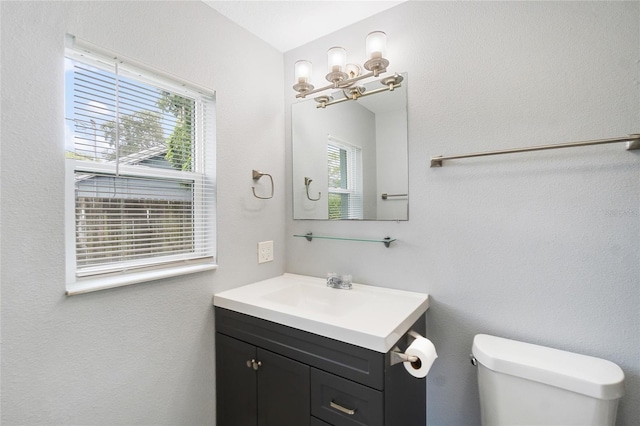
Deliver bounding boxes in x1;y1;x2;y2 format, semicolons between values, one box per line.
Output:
64;36;216;295
327;136;363;220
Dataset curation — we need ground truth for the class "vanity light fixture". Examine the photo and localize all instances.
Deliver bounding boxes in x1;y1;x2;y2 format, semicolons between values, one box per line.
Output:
293;31;401;108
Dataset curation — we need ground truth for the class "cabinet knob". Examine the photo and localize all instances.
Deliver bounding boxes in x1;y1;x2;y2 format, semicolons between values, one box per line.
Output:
246;359;262;370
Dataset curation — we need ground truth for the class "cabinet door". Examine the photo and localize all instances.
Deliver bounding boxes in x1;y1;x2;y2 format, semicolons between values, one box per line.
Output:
216;333;258;426
257;348;310;426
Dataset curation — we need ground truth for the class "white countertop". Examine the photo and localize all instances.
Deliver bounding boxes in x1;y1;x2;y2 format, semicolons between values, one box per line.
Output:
213;273;429;353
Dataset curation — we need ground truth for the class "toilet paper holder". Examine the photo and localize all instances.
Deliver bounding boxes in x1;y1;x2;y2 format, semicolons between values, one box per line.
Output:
390;330;422;366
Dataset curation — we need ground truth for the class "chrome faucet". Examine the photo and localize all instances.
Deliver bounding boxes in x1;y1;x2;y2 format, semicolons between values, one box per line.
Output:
326;273;352;290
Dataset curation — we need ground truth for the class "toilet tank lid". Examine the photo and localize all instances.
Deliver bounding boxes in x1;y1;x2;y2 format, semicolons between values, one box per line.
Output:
472;334;624;400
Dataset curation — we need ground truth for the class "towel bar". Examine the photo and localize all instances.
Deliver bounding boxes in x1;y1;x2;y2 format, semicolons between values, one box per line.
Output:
430;134;640;167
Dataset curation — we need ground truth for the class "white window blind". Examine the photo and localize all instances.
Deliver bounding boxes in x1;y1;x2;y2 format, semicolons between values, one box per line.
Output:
327;136;363;220
65;37;216;293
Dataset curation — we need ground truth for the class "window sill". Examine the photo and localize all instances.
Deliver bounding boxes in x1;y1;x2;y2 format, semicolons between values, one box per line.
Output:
66;262;218;296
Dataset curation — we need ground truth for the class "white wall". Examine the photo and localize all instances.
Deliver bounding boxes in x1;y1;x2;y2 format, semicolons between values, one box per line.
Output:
285;2;639;425
376;108;408;220
1;1;284;424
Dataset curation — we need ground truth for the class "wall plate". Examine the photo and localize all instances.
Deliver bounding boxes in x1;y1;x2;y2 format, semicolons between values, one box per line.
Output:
258;241;274;263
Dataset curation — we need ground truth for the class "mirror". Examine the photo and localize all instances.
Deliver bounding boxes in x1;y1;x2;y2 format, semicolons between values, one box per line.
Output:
292;73;408;220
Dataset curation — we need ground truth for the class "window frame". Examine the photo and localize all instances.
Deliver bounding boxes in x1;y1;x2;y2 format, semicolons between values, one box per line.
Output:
64;35;217;295
327;136;363;220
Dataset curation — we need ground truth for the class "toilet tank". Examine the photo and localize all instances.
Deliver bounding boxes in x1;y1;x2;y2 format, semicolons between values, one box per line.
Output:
472;334;624;426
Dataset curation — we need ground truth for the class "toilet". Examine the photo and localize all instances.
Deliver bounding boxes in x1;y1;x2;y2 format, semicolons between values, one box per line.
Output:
472;334;625;426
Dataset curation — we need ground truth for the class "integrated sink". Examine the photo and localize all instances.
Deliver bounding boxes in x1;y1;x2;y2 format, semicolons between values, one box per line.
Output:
213;273;429;353
262;281;365;317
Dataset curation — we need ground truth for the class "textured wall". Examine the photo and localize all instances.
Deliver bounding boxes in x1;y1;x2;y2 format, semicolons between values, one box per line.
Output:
1;1;284;424
285;2;639;425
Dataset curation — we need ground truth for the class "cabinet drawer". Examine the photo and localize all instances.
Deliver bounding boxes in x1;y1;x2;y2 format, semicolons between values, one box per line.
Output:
216;307;384;389
311;368;383;426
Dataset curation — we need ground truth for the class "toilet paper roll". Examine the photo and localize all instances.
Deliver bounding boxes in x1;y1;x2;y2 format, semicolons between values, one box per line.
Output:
403;337;438;378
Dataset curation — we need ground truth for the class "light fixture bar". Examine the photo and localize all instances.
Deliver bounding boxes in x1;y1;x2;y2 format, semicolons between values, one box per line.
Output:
316;80;402;109
296;69;383;99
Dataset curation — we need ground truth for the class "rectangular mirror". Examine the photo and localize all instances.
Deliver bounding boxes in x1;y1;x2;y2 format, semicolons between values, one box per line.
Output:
292;72;408;220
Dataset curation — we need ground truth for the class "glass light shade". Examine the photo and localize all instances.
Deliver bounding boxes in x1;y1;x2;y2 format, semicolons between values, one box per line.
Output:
294;60;312;84
366;31;387;59
345;63;361;79
327;47;347;73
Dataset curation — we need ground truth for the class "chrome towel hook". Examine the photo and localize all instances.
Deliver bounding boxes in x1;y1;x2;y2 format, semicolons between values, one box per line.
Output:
252;170;274;199
304;177;321;201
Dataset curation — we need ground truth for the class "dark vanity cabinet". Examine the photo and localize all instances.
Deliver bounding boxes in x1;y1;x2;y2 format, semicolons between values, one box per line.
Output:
216;332;310;425
215;307;426;426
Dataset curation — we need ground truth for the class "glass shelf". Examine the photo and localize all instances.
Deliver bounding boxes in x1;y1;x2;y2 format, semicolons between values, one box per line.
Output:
293;233;396;248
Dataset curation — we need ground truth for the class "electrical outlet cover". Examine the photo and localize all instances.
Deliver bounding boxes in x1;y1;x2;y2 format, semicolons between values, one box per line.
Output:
258;241;274;263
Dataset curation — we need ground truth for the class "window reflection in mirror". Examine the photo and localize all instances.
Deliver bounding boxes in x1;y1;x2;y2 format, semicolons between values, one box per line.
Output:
328;136;363;219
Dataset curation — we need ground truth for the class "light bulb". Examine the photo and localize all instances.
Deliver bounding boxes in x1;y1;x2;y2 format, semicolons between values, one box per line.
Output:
345;64;361;79
366;31;387;60
294;60;312;84
327;47;347;73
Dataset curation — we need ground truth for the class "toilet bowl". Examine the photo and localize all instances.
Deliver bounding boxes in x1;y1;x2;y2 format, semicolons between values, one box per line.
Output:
472;334;624;426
